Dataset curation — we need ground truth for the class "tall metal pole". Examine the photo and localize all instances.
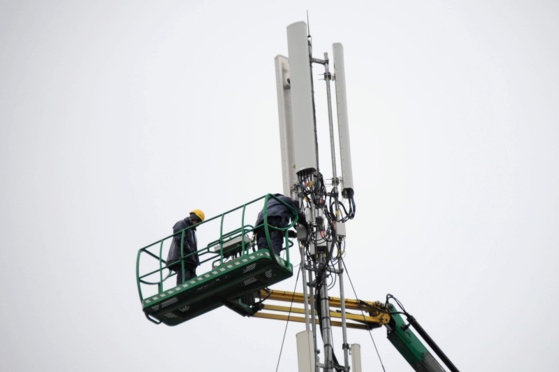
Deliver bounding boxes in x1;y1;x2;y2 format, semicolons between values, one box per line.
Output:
300;243;311;331
324;52;350;370
337;249;350;369
317;243;334;371
308;203;319;371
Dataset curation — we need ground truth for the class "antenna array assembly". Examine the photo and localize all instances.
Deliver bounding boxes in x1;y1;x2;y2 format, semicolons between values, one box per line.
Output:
275;21;357;372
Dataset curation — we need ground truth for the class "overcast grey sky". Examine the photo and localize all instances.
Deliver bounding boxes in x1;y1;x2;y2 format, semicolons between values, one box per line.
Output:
1;1;558;371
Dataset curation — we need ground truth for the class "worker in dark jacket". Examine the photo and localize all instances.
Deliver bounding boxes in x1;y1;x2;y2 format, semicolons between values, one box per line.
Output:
167;209;205;285
254;194;307;255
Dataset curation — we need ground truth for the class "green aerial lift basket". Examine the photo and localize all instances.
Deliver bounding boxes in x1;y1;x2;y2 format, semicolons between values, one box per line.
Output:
136;194;299;326
142;249;292;325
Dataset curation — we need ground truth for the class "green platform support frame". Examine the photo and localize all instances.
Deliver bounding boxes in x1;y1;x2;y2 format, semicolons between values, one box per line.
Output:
136;194;300;326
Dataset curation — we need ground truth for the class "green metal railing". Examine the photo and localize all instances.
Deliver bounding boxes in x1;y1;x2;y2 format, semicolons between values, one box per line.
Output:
136;194;300;304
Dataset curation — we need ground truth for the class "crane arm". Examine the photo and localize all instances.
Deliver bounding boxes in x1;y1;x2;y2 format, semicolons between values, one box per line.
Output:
243;290;459;372
386;303;459;372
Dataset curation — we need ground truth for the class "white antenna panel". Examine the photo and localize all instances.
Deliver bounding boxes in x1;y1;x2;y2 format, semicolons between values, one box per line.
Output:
351;344;362;372
287;21;317;173
333;43;354;196
296;330;315;372
274;55;297;197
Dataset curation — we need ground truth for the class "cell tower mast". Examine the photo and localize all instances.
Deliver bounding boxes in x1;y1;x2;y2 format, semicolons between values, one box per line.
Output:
136;20;460;372
275;21;356;372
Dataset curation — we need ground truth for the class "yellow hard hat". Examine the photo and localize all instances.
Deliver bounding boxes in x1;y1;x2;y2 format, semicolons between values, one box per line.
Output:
190;209;205;222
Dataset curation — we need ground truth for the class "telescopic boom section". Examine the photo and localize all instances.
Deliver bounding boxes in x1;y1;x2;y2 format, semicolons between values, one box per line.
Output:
386;304;460;372
248;289;390;330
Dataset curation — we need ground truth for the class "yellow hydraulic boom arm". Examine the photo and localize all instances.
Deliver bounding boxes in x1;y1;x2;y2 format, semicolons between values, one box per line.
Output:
250;289;390;330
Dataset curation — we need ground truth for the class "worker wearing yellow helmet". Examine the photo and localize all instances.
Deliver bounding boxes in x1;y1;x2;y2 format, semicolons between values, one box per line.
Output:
166;208;205;285
190;209;205;223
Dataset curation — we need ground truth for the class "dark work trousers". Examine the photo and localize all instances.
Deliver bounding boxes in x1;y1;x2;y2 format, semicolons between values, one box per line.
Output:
257;216;286;255
176;265;197;285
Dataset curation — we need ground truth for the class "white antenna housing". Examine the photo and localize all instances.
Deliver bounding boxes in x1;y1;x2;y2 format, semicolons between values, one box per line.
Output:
275;55;297;197
333;43;354;197
296;330;316;372
351;344;362;372
286;21;317;174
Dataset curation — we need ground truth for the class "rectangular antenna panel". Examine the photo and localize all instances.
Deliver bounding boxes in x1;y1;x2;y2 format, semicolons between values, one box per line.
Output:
333;43;354;195
296;330;315;372
351;344;362;372
275;55;297;197
287;21;317;173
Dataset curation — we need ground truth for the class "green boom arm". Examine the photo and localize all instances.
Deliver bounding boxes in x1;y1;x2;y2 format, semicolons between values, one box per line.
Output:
386;303;459;372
